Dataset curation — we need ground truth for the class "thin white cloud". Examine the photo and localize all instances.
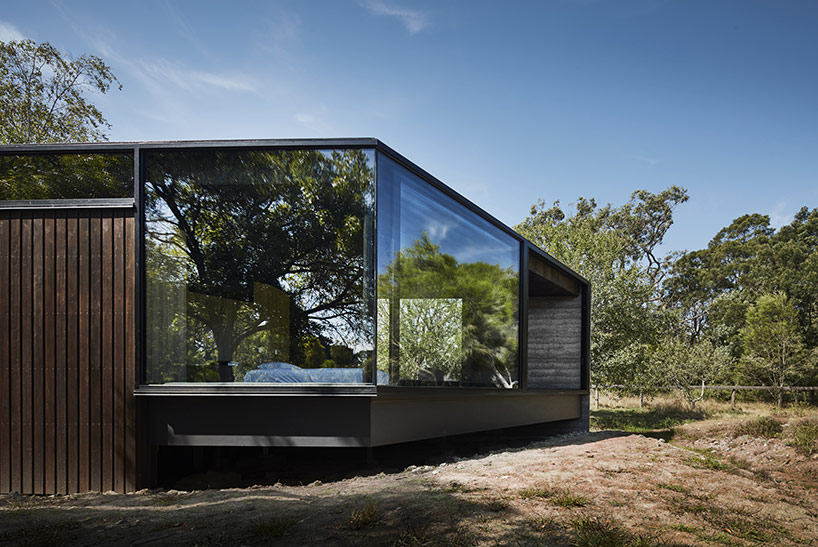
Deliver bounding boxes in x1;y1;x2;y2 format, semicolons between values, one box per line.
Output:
91;44;257;95
634;154;661;166
426;220;451;241
47;3;257;97
187;70;256;92
294;107;334;134
363;1;429;34
769;201;794;229
0;21;25;42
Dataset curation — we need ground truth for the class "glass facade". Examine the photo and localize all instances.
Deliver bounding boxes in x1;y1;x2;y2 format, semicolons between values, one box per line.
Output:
0;143;529;389
0;152;133;199
376;154;521;387
144;148;376;383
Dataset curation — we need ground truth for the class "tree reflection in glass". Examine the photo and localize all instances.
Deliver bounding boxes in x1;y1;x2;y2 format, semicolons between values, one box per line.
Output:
377;155;520;388
0;153;133;199
144;148;375;383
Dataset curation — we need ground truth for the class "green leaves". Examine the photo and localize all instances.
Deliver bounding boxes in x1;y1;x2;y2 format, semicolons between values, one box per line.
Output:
0;39;120;144
516;188;686;389
739;293;806;385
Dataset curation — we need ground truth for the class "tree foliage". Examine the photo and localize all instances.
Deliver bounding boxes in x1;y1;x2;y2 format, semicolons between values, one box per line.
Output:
739;293;806;407
514;188;818;405
657;339;730;408
516;187;688;389
666;208;818;397
0;39;120;144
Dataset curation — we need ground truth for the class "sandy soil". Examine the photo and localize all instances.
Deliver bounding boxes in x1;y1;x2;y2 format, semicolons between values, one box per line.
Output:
2;416;817;546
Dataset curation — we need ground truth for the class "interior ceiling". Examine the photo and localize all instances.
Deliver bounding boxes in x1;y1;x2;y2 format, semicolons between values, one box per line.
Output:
528;253;580;298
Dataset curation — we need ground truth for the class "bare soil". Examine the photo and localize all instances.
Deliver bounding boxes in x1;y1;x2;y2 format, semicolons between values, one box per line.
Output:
2;407;817;546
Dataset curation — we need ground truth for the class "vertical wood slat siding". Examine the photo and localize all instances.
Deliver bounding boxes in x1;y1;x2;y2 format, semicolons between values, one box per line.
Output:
0;209;135;495
10;219;21;493
89;217;101;493
0;219;9;494
78;217;89;492
21;219;32;494
66;218;79;494
55;219;67;495
124;219;136;492
44;218;55;495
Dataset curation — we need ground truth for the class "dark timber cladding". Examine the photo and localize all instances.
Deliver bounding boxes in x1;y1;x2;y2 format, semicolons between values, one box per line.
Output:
0;206;136;494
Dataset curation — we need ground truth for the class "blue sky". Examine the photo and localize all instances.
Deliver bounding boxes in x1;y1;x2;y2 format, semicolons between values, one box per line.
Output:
2;0;817;254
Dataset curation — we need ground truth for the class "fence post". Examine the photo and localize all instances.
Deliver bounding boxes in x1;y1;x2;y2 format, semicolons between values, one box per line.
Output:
730;389;736;410
639;389;644;408
595;387;600;410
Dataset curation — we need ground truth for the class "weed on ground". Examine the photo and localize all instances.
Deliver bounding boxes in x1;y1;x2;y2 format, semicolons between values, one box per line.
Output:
246;515;296;541
570;516;659;547
732;416;783;438
347;499;380;530
788;418;818;456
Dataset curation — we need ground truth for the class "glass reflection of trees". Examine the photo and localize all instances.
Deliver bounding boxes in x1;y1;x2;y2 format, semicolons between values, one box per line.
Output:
145;148;375;383
377;155;520;388
0;153;133;199
377;236;519;387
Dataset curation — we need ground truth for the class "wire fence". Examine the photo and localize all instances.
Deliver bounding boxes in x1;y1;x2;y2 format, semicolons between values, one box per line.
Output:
590;384;818;409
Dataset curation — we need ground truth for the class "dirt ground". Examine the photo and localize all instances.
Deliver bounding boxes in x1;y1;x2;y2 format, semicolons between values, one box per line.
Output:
2;404;817;546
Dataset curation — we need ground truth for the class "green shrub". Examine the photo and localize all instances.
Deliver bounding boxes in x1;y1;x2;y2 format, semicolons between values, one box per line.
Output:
788;418;818;456
733;416;782;438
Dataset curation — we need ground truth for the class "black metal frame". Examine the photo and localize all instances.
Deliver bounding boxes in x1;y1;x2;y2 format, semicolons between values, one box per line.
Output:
0;138;591;397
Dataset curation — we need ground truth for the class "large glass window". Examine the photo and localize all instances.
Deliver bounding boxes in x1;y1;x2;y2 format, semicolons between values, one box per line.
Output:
144;148;375;384
0;152;133;199
377;154;520;388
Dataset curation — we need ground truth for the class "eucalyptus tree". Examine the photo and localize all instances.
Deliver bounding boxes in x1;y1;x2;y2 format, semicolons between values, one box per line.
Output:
0;39;120;144
515;187;688;391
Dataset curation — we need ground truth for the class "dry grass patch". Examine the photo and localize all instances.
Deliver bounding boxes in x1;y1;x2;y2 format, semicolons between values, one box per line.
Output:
657;482;690;494
551;489;590;508
570;516;659;547
518;485;589;508
246;515;296;541
347;499;381;530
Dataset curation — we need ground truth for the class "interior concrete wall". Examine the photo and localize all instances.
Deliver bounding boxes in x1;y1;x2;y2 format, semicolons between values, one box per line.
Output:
527;296;583;390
